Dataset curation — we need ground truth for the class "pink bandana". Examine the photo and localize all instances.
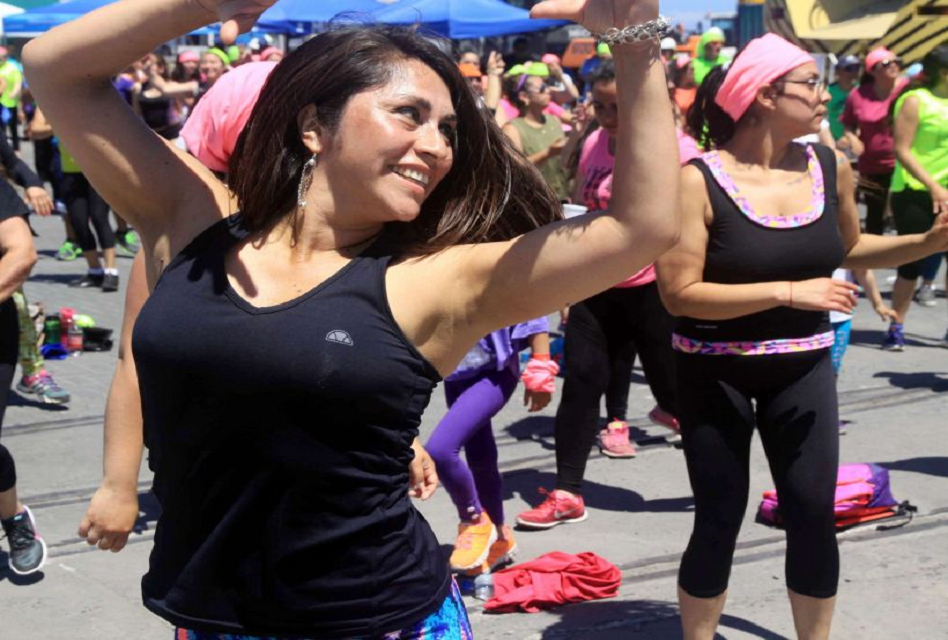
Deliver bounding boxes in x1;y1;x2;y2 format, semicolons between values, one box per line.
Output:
180;61;277;173
714;34;814;122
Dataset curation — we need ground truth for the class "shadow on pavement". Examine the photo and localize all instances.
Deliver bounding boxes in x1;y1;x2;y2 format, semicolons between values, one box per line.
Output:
533;598;787;639
879;457;948;479
0;556;45;585
848;329;928;348
134;491;163;534
503;469;693;515
25;272;84;286
5;390;69;412
872;370;948;392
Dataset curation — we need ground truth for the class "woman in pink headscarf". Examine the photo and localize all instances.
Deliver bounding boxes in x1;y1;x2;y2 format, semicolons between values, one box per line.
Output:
657;34;948;639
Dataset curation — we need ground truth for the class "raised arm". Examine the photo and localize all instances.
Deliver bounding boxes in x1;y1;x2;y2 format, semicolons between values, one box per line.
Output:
22;0;249;260
447;0;680;337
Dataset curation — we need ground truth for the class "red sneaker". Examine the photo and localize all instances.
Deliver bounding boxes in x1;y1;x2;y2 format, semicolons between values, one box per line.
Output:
516;488;588;530
599;419;637;458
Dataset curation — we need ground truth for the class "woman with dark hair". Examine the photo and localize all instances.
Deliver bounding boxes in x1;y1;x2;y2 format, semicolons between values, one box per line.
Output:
518;58;682;531
503;74;570;201
663;34;947;639
25;0;680;636
839;50;904;231
135;52;184;140
890;45;948;347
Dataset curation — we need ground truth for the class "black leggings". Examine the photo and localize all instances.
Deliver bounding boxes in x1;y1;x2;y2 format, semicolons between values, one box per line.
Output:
677;350;839;599
554;282;678;494
892;189;948;280
33;138;63;202
1;299;18;492
5;104;19;152
861;172;892;236
62;172;115;253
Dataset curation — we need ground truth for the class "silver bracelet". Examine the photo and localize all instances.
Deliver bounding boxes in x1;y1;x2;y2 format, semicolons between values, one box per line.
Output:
595;16;672;47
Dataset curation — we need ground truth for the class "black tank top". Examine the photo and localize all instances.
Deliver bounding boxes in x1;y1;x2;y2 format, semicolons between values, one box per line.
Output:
133;215;450;637
675;144;845;346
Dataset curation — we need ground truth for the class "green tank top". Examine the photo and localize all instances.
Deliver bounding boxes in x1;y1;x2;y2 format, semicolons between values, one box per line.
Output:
891;88;948;193
509;116;570;200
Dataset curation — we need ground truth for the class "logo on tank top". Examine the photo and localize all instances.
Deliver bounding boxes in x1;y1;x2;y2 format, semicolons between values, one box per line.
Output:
325;330;354;346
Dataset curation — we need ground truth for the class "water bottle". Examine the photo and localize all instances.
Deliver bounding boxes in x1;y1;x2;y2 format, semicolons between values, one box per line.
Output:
473;573;494;601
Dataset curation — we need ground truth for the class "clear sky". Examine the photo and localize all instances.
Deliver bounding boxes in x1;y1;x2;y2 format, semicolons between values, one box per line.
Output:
664;0;741;30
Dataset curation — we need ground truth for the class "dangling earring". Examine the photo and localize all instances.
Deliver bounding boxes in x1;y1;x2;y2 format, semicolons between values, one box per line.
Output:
297;153;319;209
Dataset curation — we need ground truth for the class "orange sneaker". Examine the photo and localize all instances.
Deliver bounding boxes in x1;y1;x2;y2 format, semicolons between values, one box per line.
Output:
486;525;518;571
449;513;498;571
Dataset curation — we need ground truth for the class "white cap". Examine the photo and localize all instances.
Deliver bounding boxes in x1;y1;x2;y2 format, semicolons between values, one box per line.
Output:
661;37;677;52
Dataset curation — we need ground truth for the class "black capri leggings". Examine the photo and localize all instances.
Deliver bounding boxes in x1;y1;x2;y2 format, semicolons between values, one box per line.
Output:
892;189;948;280
861;172;892;236
676;349;839;599
61;172;115;253
1;299;19;493
554;282;678;495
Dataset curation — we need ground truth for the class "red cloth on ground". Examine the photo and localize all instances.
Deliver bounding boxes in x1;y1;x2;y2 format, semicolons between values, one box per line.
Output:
484;551;621;613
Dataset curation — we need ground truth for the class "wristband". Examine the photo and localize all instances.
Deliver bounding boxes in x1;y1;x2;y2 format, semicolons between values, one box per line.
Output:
521;358;560;394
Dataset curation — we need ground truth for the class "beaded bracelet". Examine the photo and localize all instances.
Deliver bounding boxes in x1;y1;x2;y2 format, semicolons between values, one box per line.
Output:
595;16;672;47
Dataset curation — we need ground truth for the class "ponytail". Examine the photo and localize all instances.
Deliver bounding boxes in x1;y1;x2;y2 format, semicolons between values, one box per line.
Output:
686;65;735;151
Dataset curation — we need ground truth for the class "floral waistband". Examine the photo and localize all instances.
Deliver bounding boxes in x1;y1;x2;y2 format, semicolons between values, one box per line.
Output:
672;331;835;356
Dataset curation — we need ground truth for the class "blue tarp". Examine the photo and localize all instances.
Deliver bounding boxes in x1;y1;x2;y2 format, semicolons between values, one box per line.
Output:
371;0;568;39
3;0;295;36
259;0;398;29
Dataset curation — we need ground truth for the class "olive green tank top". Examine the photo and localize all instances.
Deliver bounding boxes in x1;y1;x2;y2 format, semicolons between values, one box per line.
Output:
509;116;570;200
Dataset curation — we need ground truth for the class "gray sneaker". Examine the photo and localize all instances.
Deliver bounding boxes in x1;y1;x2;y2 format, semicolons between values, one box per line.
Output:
1;505;47;575
915;284;937;307
17;372;71;405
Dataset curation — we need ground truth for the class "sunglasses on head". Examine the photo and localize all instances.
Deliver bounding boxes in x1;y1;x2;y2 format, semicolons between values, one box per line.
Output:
875;59;900;69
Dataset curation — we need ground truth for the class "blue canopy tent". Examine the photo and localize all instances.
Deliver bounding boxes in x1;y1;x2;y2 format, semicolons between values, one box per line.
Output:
371;0;567;39
3;0;295;36
259;0;402;32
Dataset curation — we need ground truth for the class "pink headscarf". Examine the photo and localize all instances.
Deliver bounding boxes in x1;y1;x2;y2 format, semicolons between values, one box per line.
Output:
714;34;813;122
177;50;200;64
180;61;277;173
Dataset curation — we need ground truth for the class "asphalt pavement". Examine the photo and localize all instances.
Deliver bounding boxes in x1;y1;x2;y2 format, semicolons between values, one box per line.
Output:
2;151;947;639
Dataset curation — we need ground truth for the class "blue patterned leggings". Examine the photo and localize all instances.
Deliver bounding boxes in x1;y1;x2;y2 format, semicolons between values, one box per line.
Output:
830;320;852;375
175;579;472;640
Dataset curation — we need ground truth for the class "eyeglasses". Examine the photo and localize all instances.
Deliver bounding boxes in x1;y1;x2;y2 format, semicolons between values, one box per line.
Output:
781;78;826;93
840;64;860;72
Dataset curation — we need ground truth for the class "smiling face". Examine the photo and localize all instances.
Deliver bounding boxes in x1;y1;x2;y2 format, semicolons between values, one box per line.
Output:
769;62;830;138
305;59;457;225
200;53;227;84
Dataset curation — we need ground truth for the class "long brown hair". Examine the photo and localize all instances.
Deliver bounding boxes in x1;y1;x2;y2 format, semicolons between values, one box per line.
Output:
228;25;561;257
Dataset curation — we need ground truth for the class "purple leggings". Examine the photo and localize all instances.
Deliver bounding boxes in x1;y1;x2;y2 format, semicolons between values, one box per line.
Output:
426;360;519;525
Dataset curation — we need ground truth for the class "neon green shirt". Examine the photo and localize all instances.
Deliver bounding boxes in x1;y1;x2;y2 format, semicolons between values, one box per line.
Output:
60;145;81;174
0;61;22;109
891;88;948;193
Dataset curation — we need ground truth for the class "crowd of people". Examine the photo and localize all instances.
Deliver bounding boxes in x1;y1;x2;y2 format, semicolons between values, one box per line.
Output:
0;0;946;637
